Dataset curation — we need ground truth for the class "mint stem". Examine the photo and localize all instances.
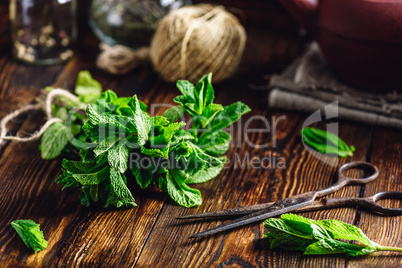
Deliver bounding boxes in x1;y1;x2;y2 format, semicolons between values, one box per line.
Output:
375;244;402;252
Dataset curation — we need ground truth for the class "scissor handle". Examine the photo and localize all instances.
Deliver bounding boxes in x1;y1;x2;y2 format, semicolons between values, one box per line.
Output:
337;161;379;184
368;191;402;215
324;191;402;215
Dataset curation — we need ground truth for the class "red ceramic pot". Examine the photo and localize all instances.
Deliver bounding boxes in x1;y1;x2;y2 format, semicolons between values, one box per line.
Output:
280;0;402;91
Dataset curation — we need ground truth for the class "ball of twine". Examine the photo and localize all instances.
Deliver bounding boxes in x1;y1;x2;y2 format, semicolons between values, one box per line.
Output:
149;4;247;84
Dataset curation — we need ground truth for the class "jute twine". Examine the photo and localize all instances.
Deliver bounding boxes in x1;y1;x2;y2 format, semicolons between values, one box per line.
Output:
96;4;247;84
0;89;78;146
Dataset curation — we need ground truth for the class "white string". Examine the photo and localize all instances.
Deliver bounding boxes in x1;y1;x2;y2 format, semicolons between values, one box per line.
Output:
0;88;80;145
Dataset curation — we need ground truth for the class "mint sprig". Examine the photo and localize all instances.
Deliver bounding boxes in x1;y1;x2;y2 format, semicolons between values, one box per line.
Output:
43;72;250;208
264;214;402;256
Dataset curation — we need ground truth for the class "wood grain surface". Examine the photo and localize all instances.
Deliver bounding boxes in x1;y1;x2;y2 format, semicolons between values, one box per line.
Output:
1;2;402;268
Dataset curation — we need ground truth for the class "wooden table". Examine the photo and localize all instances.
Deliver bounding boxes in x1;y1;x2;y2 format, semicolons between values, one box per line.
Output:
1;3;402;268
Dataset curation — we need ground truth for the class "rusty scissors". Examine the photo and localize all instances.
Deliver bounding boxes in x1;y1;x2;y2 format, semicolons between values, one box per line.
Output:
177;161;402;238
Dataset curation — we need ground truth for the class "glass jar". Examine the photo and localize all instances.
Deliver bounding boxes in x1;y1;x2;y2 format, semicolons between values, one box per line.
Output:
89;0;191;48
9;0;77;65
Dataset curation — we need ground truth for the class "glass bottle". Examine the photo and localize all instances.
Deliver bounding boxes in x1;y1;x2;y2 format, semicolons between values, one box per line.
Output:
9;0;77;65
89;0;191;48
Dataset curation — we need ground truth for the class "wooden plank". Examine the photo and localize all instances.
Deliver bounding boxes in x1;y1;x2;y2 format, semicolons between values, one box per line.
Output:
348;128;402;268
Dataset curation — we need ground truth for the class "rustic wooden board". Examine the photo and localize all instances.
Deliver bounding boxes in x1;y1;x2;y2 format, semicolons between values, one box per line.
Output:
1;2;402;267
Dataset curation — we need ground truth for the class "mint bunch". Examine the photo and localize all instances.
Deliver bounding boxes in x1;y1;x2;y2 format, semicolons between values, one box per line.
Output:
264;214;402;256
42;72;250;208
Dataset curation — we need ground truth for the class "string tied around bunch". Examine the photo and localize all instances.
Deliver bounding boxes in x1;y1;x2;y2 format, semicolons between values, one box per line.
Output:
0;89;79;146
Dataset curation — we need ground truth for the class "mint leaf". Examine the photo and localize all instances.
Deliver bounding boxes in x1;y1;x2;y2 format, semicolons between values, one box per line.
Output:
202;102;251;134
129;95;151;145
108;142;129;173
197;131;231;156
72;166;109;185
40;122;69;159
304;238;374;256
75;71;102;103
301;127;355;157
163;105;185;123
94;136;122;156
263;216;314;251
314;219;372;246
11;219;48;253
196;103;224;128
55;173;80;189
166;169;202;208
198;73;215;107
264;213;402;256
175;80;197;109
132;165;154;189
105;168;136;208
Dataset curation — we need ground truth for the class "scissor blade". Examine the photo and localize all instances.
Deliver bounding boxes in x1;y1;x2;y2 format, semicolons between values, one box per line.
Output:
189;192;316;238
176;203;273;219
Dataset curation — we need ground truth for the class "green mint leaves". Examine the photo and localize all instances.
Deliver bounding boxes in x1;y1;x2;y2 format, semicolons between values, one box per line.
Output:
48;72;250;208
40;71;102;160
11;219;48;253
74;70;103;103
264;214;402;256
40;122;69;159
301;127;355;157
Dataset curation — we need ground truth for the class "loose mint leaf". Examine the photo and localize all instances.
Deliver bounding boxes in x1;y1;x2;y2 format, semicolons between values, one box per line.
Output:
264;213;402;257
11;219;48;253
105;168;136;208
75;70;102;103
263;215;314;251
40;122;69;159
313;219;373;246
166;170;202;208
196;131;231;156
304;237;376;256
301;127;355;157
163;105;185;123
